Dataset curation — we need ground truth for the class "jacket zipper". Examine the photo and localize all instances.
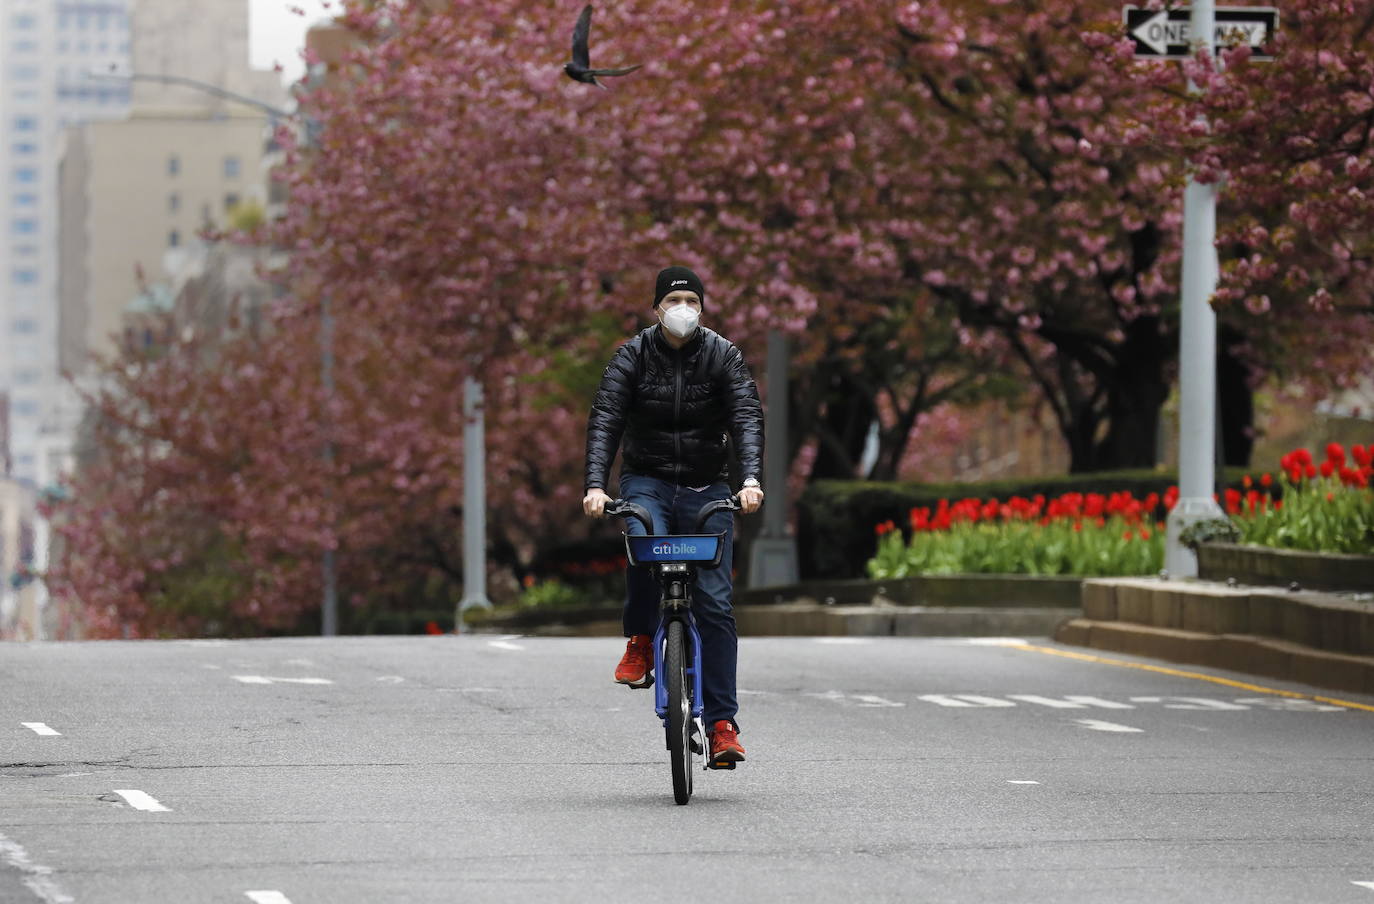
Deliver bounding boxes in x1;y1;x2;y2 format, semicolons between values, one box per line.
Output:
672;345;684;480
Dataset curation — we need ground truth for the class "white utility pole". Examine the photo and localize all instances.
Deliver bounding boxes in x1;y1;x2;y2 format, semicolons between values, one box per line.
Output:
457;377;491;629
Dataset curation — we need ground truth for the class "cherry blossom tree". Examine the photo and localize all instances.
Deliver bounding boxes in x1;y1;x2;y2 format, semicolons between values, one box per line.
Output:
45;0;1374;634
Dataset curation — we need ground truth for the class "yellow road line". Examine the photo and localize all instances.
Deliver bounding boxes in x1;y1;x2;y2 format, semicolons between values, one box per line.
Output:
1009;642;1374;713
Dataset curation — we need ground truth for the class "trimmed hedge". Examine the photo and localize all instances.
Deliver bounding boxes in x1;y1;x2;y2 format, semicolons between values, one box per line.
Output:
796;467;1257;580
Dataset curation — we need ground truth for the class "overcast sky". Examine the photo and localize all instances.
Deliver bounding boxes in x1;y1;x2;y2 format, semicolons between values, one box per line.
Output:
248;0;335;86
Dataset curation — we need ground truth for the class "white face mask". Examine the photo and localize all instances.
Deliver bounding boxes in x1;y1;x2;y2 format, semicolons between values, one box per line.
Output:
660;303;700;339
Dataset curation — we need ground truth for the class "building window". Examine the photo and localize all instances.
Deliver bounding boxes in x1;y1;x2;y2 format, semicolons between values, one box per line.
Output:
12;39;38;53
168;154;180;176
10;65;40;81
13;401;40;417
224;192;240;211
12;219;38;234
12;318;39;334
169;229;180;248
11;14;36;29
14;193;37;206
12;269;38;285
13;168;38;183
12;143;38;156
168;192;180;213
14;116;37;131
14;369;40;385
224;156;241;179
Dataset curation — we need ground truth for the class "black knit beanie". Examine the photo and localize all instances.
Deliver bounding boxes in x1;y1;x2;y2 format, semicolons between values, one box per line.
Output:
653;266;705;308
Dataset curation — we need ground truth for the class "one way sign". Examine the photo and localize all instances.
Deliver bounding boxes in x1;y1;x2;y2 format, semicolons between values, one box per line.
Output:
1123;6;1279;60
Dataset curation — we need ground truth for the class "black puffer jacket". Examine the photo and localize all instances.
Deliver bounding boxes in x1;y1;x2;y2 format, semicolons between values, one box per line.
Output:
585;325;764;491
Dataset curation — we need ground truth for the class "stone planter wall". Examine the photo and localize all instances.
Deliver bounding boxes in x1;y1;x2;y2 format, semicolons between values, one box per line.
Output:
1196;542;1374;592
735;574;1082;609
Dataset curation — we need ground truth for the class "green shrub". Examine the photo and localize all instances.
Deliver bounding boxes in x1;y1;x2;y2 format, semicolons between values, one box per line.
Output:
518;578;604;609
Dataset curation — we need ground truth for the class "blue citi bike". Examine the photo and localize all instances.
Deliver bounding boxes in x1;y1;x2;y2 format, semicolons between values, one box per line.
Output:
604;494;742;805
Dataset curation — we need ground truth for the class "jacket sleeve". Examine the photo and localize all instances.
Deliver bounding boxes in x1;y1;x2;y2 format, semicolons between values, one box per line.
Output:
585;343;637;492
722;343;764;485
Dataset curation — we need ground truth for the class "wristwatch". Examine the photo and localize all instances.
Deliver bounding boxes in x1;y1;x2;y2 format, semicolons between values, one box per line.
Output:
741;478;761;489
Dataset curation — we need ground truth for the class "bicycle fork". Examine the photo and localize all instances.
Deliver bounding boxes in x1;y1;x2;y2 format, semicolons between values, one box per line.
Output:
653;611;706;756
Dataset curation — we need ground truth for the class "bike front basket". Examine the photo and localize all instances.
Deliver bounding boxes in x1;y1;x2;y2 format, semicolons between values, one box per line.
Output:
624;533;725;568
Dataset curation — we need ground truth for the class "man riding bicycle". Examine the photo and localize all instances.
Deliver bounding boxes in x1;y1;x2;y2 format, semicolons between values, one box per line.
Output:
583;265;764;766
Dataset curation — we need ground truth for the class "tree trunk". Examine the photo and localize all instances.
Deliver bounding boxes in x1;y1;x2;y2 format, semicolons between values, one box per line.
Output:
808;367;877;480
1068;317;1171;472
1216;324;1254;467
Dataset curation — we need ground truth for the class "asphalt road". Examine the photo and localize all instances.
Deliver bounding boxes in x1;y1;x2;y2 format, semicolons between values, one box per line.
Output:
3;634;1373;904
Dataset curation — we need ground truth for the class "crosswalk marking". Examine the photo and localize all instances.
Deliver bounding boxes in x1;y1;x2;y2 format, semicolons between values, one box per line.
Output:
1009;695;1088;708
1130;696;1249;710
851;694;904;708
21;722;61;736
917;694;1016;708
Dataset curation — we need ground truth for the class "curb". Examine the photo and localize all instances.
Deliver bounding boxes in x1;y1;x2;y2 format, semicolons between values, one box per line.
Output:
1059;577;1374;696
472;602;1080;638
1056;617;1374;697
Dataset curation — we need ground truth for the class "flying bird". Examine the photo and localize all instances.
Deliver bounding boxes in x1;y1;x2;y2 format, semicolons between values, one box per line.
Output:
563;4;642;89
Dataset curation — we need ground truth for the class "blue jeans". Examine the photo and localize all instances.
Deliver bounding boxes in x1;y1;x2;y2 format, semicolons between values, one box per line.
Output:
619;473;738;728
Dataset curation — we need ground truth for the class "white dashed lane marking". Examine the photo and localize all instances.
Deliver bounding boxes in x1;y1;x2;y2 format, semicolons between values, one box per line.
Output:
1006;780;1041;785
1075;719;1144;733
487;640;525;651
246;892;294;904
21;722;61;736
113;790;171;812
232;676;334;685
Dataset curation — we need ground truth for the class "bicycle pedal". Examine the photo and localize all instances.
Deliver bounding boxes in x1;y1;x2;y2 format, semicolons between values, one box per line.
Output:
707;759;737;770
620;673;653;690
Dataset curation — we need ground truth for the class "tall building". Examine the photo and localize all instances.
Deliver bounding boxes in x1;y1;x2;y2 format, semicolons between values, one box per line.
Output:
128;0;283;114
60;112;273;369
0;0;131;485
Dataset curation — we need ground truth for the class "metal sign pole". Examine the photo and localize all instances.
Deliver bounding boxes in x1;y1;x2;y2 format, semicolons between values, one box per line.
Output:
1165;0;1227;576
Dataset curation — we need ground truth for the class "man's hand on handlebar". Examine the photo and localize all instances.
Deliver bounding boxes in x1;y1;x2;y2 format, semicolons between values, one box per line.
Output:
583;487;612;518
738;485;763;515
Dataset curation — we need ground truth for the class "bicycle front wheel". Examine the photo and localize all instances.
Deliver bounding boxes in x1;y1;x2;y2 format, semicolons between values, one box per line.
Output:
665;618;693;805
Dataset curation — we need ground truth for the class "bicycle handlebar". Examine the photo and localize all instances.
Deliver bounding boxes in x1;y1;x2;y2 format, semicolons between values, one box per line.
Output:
603;495;743;534
692;495;742;532
603;499;653;533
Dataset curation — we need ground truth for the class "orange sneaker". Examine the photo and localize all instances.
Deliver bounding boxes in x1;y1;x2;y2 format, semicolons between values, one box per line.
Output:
709;720;745;765
614;634;654;688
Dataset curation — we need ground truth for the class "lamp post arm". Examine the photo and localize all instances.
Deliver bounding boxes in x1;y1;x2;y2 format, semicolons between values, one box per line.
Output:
88;71;292;120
